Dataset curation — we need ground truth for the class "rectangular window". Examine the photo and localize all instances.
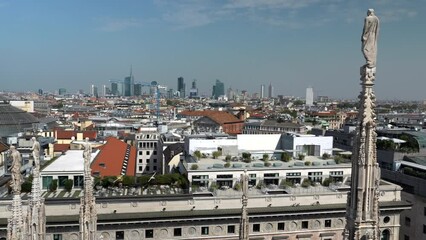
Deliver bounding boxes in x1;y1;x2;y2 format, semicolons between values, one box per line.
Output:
153;166;157;171
73;176;84;188
278;222;285;231
404;235;410;240
53;234;62;240
227;225;235;234
139;166;142;171
146;151;150;155
423;225;426;234
146;166;150;171
153;150;157;155
405;217;411;227
139;151;142;155
154;158;157;163
201;226;209;235
325;219;332;228
115;231;124;240
139;159;142;163
147;159;150;164
424;207;426;216
99;163;105;167
145;229;154;238
253;224;260;232
58;176;68;188
302;221;309;229
139;142;142;148
174;228;182;236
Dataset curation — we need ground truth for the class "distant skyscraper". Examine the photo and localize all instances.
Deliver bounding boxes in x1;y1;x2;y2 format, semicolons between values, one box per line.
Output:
227;87;234;100
102;85;107;97
268;83;274;98
124;67;134;97
177;77;185;98
212;79;225;99
306;87;314;107
134;83;142;96
167;89;174;99
111;82;119;96
90;84;98;98
260;84;265;99
58;88;66;96
38;89;43;95
189;79;198;98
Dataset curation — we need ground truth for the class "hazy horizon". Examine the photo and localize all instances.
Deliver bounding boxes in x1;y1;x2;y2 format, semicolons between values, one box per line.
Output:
1;0;425;100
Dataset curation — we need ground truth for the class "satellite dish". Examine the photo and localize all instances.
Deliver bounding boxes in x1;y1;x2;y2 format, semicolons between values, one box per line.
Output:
151;81;158;86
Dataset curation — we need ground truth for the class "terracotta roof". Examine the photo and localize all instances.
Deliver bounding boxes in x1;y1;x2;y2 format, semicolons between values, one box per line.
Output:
54;144;70;152
91;137;136;177
83;130;97;140
205;112;243;125
55;130;97;140
56;130;75;139
180;110;243;125
0;141;9;153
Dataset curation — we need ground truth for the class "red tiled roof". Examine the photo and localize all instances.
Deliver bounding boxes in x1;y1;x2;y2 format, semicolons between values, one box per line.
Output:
180;110;243;125
205;112;243;125
91;137;136;177
56;130;75;140
54;144;70;152
83;130;97;140
55;130;97;140
0;141;9;153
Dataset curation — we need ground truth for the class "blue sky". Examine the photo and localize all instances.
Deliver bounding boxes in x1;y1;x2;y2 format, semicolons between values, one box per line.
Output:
1;0;425;100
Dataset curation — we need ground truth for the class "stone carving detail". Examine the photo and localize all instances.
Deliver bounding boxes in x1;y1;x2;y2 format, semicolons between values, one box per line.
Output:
345;9;381;240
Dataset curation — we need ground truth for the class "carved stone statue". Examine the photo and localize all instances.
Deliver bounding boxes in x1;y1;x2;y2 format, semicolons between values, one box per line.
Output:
9;146;22;193
362;9;379;68
82;137;92;170
30;137;41;168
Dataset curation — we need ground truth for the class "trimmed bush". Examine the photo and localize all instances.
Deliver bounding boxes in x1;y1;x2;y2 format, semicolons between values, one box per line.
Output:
234;183;242;191
322;153;331;159
334;155;344;164
298;154;305;160
301;179;311;188
224;161;231;168
264;160;271;167
262;154;269;161
190;164;199;170
64;179;74;192
21;180;32;192
242;152;251;160
304;161;312;166
50;179;58;192
322;177;332;186
193;150;202;159
281;152;292;162
225;155;232;161
212;151;222;159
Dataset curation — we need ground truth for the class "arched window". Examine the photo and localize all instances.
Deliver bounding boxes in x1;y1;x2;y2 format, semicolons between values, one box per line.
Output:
381;229;390;240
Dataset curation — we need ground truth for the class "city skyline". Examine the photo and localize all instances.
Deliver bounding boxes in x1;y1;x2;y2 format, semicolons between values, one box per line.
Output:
1;1;425;100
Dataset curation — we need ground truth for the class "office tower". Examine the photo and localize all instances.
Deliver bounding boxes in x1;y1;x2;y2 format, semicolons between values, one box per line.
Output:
268;83;274;98
58;88;66;96
227;87;234;100
111;82;118;96
167;89;174;99
38;89;43;95
212;79;225;99
306;87;314;107
134;83;142;96
90;84;98;97
189;79;198;98
102;85;107;97
260;84;265;99
124;67;134;97
177;77;185;98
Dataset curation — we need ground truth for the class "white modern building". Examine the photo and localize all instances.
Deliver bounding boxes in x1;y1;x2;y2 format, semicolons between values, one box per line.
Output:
306;87;314;107
40;149;99;190
282;133;333;158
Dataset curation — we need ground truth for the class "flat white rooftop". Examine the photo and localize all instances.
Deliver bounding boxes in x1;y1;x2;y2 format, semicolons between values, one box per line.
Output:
41;149;99;173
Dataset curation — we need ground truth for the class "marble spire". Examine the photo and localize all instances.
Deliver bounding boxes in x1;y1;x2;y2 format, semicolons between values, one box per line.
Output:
79;138;97;240
24;137;46;240
345;9;381;240
7;146;25;240
239;170;249;240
